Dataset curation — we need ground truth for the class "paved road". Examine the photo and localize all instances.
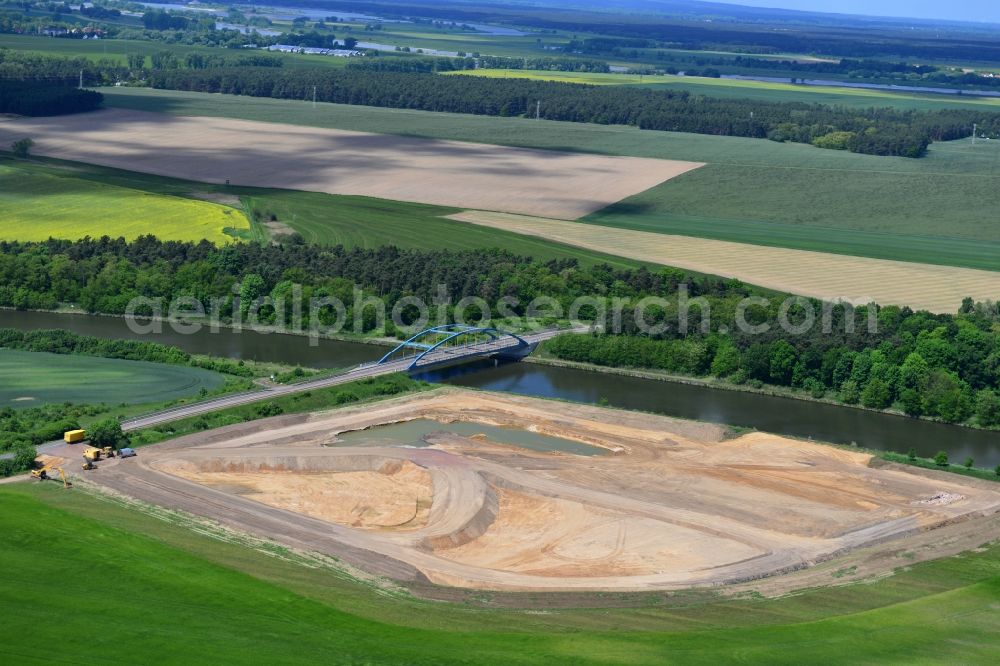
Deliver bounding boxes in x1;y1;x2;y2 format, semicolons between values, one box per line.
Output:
14;327;578;459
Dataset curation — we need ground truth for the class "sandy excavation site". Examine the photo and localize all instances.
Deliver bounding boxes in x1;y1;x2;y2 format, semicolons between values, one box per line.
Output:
90;389;1000;593
0;109;701;219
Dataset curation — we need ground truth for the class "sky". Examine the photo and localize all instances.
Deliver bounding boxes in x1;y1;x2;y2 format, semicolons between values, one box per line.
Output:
725;1;1000;23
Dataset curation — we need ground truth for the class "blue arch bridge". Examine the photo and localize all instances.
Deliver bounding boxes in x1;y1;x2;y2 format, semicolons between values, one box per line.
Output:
375;324;542;371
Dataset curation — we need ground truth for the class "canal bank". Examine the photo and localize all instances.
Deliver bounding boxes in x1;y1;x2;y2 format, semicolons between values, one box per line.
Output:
3;309;999;466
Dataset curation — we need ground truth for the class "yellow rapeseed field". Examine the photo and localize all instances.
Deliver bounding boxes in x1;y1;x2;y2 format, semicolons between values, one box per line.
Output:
0;163;248;244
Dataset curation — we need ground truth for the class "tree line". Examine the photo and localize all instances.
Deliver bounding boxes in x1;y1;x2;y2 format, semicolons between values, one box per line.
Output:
0;80;102;116
545;294;1000;428
1;236;996;427
476;55;610;73
0;328;257;378
347;56;609;74
146;66;1000;157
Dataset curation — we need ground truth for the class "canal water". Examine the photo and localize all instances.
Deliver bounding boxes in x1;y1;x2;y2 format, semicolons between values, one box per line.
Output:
4;310;998;465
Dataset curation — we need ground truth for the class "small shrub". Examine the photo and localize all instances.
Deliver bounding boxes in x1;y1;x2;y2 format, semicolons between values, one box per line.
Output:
254;402;283;417
934;450;949;466
10;137;33;158
335;391;359;405
907;448;917;462
964;457;974;469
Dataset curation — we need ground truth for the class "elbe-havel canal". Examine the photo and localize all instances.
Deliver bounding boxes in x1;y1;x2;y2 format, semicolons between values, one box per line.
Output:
4;309;999;466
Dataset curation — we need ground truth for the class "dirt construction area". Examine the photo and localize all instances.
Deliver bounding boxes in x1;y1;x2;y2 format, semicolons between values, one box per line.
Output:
69;389;1000;593
0;109;701;220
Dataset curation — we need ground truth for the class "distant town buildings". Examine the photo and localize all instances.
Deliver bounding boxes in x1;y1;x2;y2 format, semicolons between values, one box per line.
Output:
267;45;363;57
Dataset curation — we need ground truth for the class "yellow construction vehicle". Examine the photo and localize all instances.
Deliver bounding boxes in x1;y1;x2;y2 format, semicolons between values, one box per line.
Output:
81;458;95;471
30;464;71;488
102;446;116;458
83;447;102;462
64;429;86;444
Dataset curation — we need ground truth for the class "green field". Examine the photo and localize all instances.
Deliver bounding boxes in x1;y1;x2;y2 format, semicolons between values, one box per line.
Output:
100;88;1000;270
0;349;224;409
0;158;249;243
2;477;998;663
242;190;641;267
447;68;1000;112
17;156;644;269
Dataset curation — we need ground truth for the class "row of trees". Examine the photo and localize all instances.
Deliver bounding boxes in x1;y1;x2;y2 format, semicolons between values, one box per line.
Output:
0;327;259;378
0;236;745;325
0;80;102;116
1;237;997;427
547;322;1000;428
145;66;1000;156
476;55;610;73
346;56;609;74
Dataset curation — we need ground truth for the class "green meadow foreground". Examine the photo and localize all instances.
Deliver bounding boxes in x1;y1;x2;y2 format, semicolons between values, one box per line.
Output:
3;463;998;664
0;350;224;409
101;88;1000;271
0;158;249;243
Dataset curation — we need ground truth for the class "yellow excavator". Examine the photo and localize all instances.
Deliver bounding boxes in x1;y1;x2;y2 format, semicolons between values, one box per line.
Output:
30;464;71;489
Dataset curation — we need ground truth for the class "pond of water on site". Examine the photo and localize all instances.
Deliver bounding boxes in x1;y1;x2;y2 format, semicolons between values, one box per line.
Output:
333;418;605;456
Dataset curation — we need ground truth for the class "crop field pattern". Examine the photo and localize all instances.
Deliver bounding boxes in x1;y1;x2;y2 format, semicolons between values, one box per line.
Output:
450;211;1000;313
10;158;647;270
0;349;224;408
0;158;249;243
101;89;1000;271
0;109;700;221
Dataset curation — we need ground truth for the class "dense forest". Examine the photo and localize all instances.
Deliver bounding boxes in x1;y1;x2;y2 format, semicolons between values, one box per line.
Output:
0;80;102;116
1;236;997;427
147;66;1000;156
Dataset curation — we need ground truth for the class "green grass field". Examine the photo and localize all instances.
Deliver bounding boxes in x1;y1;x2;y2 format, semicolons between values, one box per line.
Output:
447;69;1000;112
0;158;249;243
0;349;224;409
241;190;642;267
100;88;1000;270
1;479;998;664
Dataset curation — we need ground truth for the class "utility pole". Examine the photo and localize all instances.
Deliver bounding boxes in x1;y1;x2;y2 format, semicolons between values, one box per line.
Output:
973;122;977;145
536;100;540;120
312;85;317;108
79;69;83;89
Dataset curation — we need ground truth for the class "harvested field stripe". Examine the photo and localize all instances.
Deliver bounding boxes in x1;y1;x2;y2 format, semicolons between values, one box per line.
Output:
447;211;1000;313
0;109;702;221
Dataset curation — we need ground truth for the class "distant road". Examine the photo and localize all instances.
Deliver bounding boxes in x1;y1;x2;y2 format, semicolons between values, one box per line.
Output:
12;327;578;460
